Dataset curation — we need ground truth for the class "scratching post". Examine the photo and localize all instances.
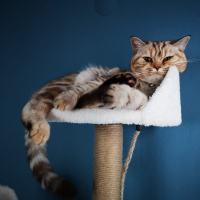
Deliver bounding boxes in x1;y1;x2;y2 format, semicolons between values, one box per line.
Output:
47;66;182;199
93;124;123;200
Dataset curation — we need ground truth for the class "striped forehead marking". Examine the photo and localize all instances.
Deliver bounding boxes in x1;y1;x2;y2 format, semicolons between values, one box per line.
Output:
150;41;167;57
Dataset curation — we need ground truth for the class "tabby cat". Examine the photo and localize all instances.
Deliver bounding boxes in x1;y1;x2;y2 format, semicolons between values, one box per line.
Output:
21;36;190;198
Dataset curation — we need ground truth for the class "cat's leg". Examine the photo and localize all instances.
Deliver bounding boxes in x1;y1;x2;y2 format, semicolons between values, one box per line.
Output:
76;73;148;110
75;73;135;108
53;67;124;111
22;100;52;145
21;67;122;145
103;73;148;109
104;73;136;87
102;73;137;109
22;67;122;145
22;74;77;145
54;89;79;111
104;84;148;110
53;77;110;110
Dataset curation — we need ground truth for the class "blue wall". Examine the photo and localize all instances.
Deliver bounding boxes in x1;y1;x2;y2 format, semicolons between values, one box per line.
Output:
1;0;200;200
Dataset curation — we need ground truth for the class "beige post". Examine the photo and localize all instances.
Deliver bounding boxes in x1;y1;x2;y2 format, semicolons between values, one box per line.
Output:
93;124;123;200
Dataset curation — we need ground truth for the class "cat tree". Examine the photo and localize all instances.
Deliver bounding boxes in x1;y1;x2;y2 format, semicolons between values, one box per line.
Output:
47;66;181;200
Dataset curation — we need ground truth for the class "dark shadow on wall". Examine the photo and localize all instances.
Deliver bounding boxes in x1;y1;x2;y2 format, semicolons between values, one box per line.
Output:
95;0;119;16
138;126;159;200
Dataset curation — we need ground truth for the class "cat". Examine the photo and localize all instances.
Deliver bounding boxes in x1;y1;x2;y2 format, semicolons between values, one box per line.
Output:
21;36;190;198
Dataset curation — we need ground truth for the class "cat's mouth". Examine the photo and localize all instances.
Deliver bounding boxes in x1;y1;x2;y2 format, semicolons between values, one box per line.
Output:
147;73;164;83
152;69;165;77
157;71;165;77
155;71;162;75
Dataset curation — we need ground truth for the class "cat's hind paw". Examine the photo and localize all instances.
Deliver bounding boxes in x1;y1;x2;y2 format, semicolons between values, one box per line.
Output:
105;73;136;87
54;91;78;111
103;84;131;109
30;121;50;146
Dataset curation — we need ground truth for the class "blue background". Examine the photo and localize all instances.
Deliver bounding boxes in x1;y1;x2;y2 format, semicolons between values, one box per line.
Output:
1;0;200;200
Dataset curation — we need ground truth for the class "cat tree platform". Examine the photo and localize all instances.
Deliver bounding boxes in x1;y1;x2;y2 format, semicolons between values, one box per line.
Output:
47;66;181;200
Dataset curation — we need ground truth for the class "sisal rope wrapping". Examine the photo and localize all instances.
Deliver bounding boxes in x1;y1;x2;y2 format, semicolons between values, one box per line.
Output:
93;124;123;200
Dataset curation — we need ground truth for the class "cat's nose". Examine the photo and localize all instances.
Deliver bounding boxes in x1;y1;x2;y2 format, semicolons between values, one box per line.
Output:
154;63;161;70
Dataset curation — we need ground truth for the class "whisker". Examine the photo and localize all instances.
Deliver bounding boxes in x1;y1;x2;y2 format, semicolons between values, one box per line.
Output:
173;61;188;64
187;58;200;63
174;59;200;65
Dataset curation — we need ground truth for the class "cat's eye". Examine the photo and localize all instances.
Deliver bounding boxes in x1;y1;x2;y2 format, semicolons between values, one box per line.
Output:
163;56;173;62
144;57;152;63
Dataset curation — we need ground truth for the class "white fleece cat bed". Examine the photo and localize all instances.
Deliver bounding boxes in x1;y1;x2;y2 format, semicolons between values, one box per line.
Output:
47;66;181;127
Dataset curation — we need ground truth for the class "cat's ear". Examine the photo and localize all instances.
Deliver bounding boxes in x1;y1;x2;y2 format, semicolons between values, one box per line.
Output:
171;35;191;51
130;37;146;54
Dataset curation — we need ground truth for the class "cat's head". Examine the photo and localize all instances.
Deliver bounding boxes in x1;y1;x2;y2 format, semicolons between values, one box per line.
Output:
130;36;190;84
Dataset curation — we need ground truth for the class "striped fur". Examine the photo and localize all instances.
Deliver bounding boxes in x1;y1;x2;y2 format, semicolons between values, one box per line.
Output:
25;131;77;198
22;67;124;198
130;36;190;83
21;36;190;198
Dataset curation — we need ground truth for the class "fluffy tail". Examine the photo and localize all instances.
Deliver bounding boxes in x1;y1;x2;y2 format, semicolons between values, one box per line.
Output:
25;131;77;198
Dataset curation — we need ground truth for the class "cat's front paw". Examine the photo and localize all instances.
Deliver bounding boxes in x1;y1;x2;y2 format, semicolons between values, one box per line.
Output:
30;120;50;146
103;84;131;109
54;91;78;111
